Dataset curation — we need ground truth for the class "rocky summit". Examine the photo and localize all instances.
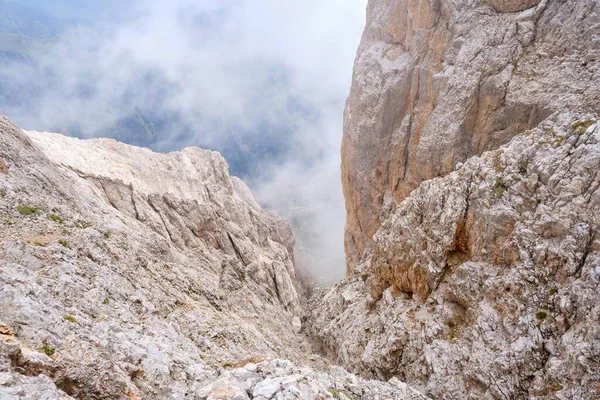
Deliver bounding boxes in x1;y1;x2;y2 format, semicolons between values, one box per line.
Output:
1;0;600;399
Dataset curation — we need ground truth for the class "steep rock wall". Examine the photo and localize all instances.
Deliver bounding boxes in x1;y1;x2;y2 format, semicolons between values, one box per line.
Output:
0;117;427;399
314;114;600;398
0;118;310;399
342;0;600;270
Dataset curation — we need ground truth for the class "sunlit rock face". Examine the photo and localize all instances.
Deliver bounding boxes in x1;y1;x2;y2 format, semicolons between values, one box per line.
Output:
0;117;429;399
341;0;600;272
0;116;303;398
310;0;600;398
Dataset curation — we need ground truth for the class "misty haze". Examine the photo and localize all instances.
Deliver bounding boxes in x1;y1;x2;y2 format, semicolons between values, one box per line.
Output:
1;0;599;399
0;0;366;286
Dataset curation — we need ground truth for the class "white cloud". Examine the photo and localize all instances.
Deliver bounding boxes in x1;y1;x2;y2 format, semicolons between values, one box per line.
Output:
1;0;367;284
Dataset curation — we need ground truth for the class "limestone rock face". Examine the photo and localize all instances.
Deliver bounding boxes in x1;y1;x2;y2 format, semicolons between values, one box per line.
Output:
0;117;425;399
0;117;301;398
311;115;600;398
25;129;303;312
342;0;600;270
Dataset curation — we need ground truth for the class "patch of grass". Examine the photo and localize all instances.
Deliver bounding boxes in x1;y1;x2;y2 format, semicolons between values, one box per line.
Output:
16;205;43;216
3;218;15;226
33;241;46;247
42;345;55;356
62;314;78;324
447;321;456;328
491;347;500;352
536;311;547;328
74;221;93;229
536;311;547;320
103;298;110;305
49;214;63;224
491;177;509;199
570;120;595;134
58;239;69;248
549;287;558;295
104;231;111;239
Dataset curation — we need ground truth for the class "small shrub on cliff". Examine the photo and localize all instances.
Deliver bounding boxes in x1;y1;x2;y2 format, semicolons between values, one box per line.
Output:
535;311;548;328
491;177;509;199
16;205;43;216
63;314;78;324
536;311;547;320
42;345;55;356
570;120;595;134
49;214;63;223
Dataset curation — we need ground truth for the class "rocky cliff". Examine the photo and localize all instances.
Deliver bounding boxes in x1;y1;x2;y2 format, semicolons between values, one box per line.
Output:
0;118;425;399
342;0;600;270
312;0;600;398
313;114;600;398
2;0;600;399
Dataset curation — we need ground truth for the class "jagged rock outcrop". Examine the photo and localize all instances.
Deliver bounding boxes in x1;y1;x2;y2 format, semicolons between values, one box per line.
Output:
0;117;424;399
342;0;600;270
311;115;600;398
331;1;600;394
25;129;304;313
0;116;302;398
196;359;427;400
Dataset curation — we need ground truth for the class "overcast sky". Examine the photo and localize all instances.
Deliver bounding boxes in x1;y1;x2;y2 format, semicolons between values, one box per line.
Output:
0;0;368;284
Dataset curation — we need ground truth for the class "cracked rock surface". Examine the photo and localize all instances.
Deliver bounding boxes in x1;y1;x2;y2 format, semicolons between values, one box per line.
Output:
0;117;424;399
310;114;600;399
342;0;600;270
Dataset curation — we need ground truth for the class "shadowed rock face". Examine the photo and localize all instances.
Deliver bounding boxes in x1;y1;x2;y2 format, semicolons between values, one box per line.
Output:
342;0;600;271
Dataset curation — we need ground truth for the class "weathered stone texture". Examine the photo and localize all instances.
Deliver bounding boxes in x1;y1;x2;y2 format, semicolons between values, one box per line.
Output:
313;115;600;399
0;117;424;399
342;0;600;270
